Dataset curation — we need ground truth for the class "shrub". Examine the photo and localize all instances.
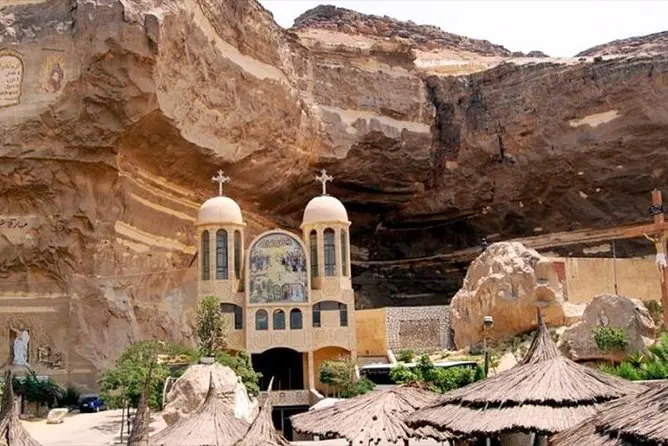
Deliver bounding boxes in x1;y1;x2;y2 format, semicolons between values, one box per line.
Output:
13;371;64;410
614;362;641;381
396;350;415;363
593;326;628;352
643;300;664;330
391;354;479;393
216;351;261;397
318;357;374;398
390;364;419;384
57;386;80;408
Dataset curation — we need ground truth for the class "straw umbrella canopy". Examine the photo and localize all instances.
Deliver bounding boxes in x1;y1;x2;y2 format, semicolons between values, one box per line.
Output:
290;385;448;445
552;383;668;446
151;372;249;446
0;370;41;446
408;311;641;438
234;394;289;446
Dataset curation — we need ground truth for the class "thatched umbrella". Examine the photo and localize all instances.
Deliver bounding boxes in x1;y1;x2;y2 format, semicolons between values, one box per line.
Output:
234;394;289;446
0;369;41;446
128;361;155;446
151;372;249;446
290;385;447;445
552;383;668;445
408;311;641;441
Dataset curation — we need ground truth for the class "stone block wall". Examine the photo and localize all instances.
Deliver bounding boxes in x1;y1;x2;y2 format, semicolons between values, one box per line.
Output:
386;305;450;351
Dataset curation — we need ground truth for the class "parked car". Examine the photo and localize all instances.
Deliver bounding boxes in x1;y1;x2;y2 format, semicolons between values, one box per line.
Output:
79;395;106;413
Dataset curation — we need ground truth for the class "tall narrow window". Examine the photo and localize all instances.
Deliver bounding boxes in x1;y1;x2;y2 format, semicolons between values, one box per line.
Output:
234;230;241;279
341;229;348;277
290;309;303;329
312;303;321;328
255;310;268;330
324;229;336;276
339;303;348;327
201;231;210;280
221;303;243;330
310;230;319;280
216;230;228;280
273;310;286;330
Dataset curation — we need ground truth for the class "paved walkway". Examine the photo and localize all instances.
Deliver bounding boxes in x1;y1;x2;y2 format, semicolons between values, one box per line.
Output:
23;409;446;445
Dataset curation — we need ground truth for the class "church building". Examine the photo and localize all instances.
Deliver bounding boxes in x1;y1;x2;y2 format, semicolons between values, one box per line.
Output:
195;169;356;427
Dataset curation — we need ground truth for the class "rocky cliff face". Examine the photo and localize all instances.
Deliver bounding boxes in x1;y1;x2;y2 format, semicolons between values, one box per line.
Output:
1;0;667;377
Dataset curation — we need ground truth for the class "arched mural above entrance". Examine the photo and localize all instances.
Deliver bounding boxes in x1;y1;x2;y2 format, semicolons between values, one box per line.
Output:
246;230;310;304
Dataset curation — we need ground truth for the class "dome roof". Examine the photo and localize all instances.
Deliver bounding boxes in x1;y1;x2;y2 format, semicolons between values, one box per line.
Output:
302;195;349;226
196;196;244;226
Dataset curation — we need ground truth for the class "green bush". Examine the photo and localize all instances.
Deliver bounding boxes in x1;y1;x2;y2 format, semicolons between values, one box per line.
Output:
593;326;629;352
643;300;664;329
13;371;64;409
396;350;415;363
599;334;668;381
197;295;228;356
318;358;374;398
99;341;198;410
390;354;479;393
614;362;641;381
216;351;261;397
57;386;80;408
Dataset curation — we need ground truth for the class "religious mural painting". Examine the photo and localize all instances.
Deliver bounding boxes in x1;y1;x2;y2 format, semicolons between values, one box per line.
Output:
249;232;308;303
0;51;23;107
39;54;65;94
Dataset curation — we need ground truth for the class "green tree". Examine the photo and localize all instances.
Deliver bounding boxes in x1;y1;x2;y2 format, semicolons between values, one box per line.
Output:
12;371;64;413
197;296;228;356
99;340;197;410
216;351;262;397
318;357;374;398
390;354;479;394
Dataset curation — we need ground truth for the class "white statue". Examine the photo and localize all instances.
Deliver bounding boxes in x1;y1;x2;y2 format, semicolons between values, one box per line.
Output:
13;330;30;366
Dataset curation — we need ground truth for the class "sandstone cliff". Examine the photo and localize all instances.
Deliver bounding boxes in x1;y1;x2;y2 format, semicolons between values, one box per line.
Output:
0;0;667;381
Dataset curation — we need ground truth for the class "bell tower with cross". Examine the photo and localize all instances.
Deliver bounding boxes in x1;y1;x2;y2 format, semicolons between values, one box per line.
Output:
195;170;246;321
315;169;333;196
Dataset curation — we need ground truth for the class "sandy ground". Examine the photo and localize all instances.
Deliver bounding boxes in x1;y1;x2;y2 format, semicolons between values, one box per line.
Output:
23;409;445;445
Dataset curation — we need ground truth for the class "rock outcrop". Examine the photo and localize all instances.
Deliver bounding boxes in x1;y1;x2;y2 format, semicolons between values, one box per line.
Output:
0;0;667;380
449;242;573;348
162;362;257;426
577;30;668;57
561;294;657;362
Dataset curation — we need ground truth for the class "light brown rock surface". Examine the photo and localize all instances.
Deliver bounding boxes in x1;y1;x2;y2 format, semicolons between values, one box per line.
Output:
46;408;68;424
561;294;657;362
0;0;667;382
162;363;257;426
449;242;568;348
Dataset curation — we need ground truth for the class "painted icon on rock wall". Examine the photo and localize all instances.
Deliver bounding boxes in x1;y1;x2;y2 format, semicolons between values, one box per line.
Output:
39;55;65;94
248;232;308;303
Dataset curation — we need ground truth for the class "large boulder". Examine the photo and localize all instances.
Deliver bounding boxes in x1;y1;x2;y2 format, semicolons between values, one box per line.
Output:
162;362;257;426
450;242;575;348
561;294;657;362
46;408;69;424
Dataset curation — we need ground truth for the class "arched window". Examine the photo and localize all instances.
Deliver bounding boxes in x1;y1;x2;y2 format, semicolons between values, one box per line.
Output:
255;310;268;330
341;229;348;277
290;309;303;329
312;303;321;328
221;303;243;330
310;230;318;280
273;310;286;330
216;229;228;280
339;303;348;327
234;231;241;279
324;229;336;276
201;231;210;280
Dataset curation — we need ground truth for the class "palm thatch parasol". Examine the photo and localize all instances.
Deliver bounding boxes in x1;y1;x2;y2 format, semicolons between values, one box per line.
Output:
552;383;668;445
290;385;448;445
128;361;155;446
0;369;41;446
234;379;289;446
151;372;249;446
408;310;641;438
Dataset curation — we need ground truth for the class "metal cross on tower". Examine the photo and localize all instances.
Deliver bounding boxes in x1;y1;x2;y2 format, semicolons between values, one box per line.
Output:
211;170;230;196
315;169;333;196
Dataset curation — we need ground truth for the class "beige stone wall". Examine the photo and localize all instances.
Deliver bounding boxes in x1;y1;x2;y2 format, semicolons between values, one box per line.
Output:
355;308;387;357
561;257;660;304
386;305;450;351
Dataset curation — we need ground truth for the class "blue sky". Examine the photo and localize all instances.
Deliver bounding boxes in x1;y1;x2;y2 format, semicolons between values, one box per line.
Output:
259;1;668;57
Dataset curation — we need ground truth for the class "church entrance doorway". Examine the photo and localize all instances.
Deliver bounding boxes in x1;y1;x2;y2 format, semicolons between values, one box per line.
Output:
252;347;304;390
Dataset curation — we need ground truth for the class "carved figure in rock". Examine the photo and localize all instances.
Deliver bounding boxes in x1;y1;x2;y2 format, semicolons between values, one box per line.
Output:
13;329;30;366
37;345;51;365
